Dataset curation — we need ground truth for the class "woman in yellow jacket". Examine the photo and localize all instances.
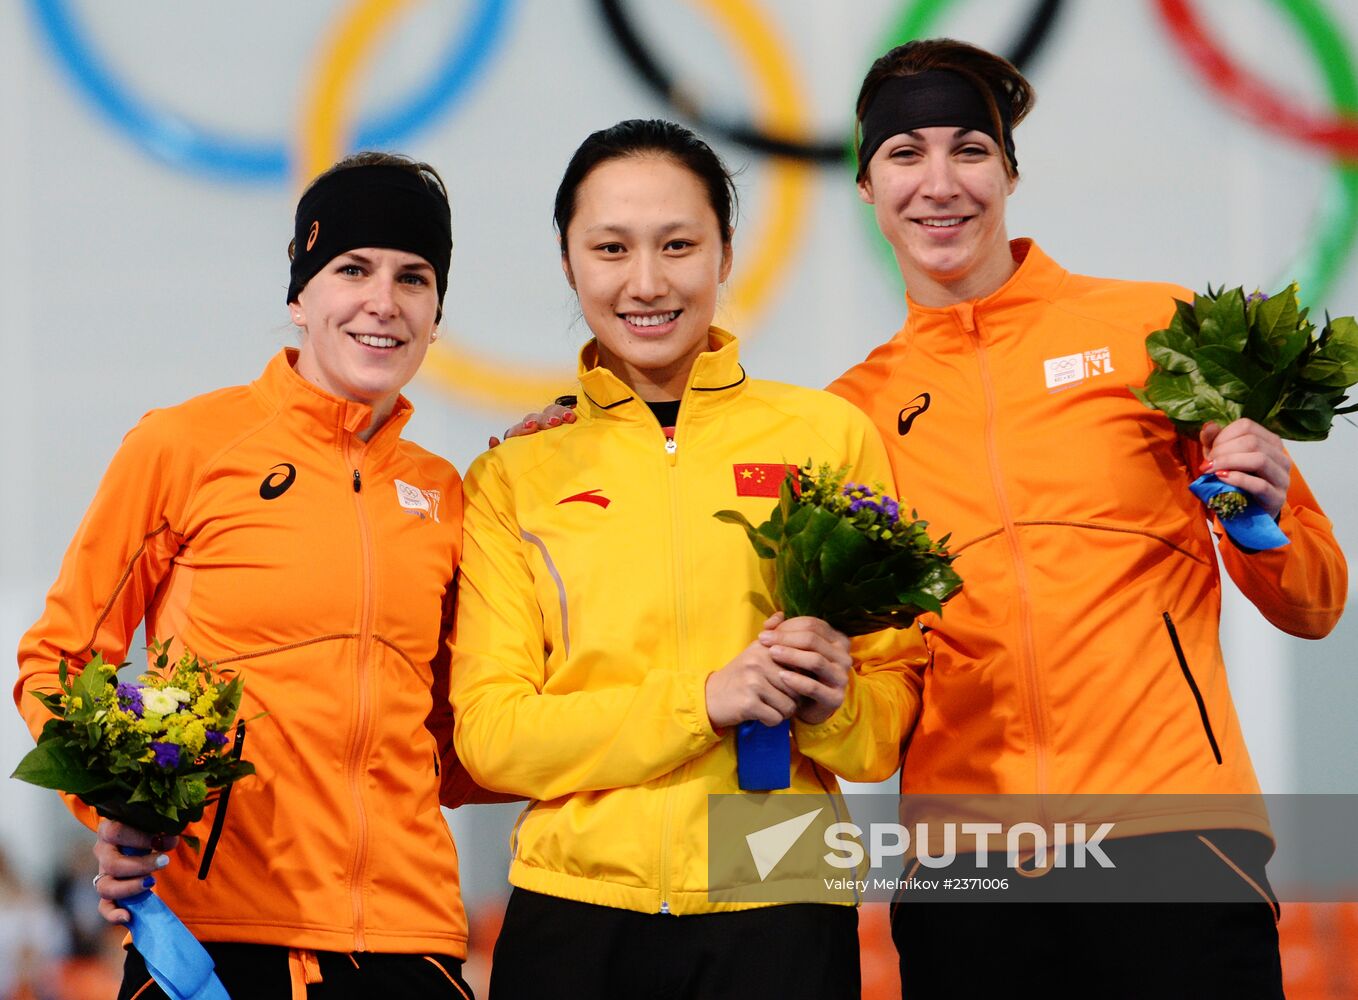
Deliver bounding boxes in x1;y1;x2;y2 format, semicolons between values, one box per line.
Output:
450;119;925;999
16;153;479;998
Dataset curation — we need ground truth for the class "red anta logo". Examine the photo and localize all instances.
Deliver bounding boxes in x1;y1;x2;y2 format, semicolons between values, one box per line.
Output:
557;488;611;509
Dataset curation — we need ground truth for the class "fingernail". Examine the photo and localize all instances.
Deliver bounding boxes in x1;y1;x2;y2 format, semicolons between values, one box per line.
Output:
155;855;170;869
564;412;576;422
1200;460;1214;472
547;417;560;426
142;876;156;888
758;632;774;642
524;421;537;429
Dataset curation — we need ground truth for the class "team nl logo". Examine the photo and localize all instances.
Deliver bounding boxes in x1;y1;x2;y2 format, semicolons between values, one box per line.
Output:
1043;347;1114;391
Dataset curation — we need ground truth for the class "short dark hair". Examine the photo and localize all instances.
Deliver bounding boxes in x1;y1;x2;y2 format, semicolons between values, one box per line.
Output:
854;39;1035;178
553;119;737;251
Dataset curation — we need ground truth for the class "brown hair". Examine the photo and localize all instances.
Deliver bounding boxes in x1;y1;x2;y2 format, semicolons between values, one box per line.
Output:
854;39;1035;179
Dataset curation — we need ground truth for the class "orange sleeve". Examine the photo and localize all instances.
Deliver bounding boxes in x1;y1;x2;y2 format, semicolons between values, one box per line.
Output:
1186;440;1348;639
14;410;192;829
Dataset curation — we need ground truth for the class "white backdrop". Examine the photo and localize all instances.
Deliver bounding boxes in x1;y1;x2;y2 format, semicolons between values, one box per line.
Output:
2;0;1356;891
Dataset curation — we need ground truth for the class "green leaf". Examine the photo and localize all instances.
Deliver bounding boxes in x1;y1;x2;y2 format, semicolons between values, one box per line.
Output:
1146;326;1199;375
1203;287;1248;351
11;741;108;793
1141;370;1204;427
1254;284;1300;348
1186;367;1242;426
1194;347;1251;402
714;509;776;560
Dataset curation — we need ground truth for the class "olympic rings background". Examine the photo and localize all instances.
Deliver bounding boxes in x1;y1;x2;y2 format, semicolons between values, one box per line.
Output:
5;6;1358;996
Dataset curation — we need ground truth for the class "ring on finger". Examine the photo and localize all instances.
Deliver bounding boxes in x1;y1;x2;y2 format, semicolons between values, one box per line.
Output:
92;872;109;889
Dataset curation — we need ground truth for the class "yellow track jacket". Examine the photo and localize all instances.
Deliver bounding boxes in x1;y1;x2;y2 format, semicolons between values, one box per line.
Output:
828;241;1347;840
451;331;927;915
16;350;473;956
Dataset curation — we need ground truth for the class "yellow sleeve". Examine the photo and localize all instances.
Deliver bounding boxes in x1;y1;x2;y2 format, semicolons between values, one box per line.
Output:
792;405;927;782
450;452;720;801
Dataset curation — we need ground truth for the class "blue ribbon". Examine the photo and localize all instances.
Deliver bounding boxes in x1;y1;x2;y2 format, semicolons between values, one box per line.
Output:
118;847;229;1000
124;891;230;999
1188;474;1289;551
736;719;791;791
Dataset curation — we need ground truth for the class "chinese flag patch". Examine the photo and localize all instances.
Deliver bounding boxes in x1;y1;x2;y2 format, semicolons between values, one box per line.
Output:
733;463;800;498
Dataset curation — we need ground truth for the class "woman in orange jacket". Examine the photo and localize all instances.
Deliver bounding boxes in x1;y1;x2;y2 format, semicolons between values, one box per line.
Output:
834;38;1345;999
15;152;478;998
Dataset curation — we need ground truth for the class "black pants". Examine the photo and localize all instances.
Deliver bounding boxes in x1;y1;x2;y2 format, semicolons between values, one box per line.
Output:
489;889;860;1000
118;942;473;1000
891;830;1284;999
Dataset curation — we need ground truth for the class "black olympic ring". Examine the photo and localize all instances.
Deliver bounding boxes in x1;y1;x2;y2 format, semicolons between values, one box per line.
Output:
594;0;1067;163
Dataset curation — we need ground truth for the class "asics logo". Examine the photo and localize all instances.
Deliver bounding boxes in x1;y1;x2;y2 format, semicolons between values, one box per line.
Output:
259;463;297;500
897;393;931;436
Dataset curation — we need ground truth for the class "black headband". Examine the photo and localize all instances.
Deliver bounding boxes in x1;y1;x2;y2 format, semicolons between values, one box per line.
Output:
857;70;1017;178
287;164;452;307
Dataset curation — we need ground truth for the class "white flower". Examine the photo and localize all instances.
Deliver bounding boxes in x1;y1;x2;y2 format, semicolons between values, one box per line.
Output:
164;687;193;703
142;689;180;716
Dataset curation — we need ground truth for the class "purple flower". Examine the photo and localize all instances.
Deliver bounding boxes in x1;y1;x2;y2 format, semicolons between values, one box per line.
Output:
849;497;883;515
842;483;874;498
205;730;228;748
1246;291;1270;304
150;741;180;770
881;497;901;523
116;683;144;717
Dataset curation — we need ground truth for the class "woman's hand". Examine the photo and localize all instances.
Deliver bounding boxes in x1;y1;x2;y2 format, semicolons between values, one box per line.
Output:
92;819;177;925
759;614;853;726
488;402;577;448
705;627;802;730
1199;419;1291;518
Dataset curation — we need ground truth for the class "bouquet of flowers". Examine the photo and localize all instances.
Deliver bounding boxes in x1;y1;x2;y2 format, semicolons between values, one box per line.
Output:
13;641;254;834
12;641;253;1000
1131;283;1358;548
715;463;961;789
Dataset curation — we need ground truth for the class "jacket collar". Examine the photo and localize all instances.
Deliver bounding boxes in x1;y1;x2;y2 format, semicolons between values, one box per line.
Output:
576;328;747;419
252;348;414;450
904;239;1069;343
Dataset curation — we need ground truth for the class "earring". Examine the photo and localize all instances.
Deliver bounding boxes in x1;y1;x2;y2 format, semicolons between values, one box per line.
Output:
430;330;440;343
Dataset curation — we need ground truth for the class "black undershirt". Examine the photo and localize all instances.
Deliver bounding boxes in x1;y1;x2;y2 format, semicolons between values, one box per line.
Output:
646;399;681;430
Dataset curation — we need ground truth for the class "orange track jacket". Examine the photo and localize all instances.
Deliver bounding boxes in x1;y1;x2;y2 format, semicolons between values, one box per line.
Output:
828;241;1347;838
15;349;473;956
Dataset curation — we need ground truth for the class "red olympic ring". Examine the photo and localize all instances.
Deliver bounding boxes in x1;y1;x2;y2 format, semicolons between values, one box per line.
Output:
1155;0;1358;160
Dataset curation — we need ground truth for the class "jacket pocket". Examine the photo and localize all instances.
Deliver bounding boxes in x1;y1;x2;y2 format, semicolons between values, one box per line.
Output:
1161;612;1222;765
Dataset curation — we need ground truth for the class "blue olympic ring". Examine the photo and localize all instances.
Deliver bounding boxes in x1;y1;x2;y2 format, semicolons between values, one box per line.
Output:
28;0;515;183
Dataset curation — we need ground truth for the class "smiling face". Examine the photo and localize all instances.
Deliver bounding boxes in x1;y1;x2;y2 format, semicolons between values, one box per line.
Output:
858;125;1018;307
561;155;733;401
291;247;439;436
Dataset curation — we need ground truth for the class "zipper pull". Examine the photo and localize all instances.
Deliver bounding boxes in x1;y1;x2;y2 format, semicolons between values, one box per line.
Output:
352;469;362;493
665;438;677;455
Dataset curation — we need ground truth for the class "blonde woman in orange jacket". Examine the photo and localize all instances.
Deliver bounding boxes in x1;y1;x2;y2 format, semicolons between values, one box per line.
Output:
16;153;479;999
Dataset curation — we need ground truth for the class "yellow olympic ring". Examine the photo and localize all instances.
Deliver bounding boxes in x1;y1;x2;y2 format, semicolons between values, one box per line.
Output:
298;0;814;414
